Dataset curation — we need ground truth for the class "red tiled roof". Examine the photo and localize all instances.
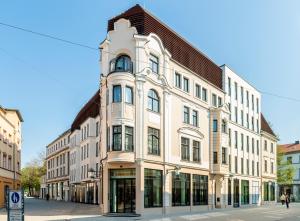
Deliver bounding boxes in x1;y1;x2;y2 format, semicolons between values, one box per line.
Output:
71;90;100;132
107;4;223;89
278;143;300;154
261;113;276;137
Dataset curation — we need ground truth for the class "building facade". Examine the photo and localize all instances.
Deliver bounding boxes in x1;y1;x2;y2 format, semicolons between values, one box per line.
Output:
97;4;278;215
0;106;23;208
69;91;101;205
45;4;278;215
278;141;300;202
46;130;71;201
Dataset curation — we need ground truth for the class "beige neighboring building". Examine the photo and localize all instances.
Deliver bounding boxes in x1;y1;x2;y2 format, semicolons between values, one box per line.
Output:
46;129;70;201
0;106;23;208
261;114;278;204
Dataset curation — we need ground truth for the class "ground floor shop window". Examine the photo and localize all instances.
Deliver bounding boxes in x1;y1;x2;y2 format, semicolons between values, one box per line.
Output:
144;169;162;208
241;180;249;205
270;182;275;201
264;182;269;201
172;173;190;206
252;181;259;204
192;175;208;205
228;179;232;205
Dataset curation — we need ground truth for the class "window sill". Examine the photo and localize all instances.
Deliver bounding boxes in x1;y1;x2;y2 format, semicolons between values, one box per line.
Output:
147;109;160;115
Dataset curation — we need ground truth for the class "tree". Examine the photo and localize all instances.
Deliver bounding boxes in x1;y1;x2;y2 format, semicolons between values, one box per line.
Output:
21;151;46;196
277;149;295;185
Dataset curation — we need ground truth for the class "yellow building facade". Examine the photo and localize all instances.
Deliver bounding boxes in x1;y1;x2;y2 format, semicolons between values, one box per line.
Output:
0;106;23;208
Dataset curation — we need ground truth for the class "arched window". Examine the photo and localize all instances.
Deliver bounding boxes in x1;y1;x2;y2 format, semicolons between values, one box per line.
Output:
148;89;159;112
110;55;132;72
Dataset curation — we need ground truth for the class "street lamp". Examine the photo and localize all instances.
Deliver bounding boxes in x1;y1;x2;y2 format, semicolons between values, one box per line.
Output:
166;165;181;175
88;168;101;180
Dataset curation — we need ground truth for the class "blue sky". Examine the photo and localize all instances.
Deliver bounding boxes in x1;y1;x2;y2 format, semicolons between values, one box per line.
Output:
1;0;300;167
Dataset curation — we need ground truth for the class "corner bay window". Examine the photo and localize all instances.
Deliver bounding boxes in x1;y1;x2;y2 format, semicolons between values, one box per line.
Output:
125;126;133;151
144;169;162;208
193;175;208;205
148;89;159;112
112;126;122;151
213;119;218;132
172;173;190;206
110;55;132;72
181;137;190;161
148;127;160;155
125;86;133;104
113;85;121;103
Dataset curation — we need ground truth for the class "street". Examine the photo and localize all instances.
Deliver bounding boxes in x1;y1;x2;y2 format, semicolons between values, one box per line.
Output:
1;198;300;221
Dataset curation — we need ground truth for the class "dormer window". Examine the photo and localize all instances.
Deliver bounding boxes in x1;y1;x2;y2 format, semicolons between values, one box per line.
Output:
110;55;132;73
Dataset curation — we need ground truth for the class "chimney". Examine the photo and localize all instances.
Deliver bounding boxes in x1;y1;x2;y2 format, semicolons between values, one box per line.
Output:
295;141;300;144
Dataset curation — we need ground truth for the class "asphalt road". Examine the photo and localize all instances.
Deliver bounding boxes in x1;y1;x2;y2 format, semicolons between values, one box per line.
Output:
0;198;299;221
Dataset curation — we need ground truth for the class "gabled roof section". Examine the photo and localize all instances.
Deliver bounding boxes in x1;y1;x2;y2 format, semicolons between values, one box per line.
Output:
71;90;100;132
278;142;300;154
261;113;276;137
108;4;223;89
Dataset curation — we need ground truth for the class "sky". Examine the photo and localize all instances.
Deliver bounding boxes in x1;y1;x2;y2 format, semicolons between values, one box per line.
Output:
1;0;300;167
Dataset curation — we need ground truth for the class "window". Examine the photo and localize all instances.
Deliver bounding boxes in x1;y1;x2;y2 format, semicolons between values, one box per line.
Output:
148;89;159;112
144;169;162;208
212;94;217;107
107;127;110;151
252;160;255;176
235;107;238;123
241;87;244;104
241;110;244;126
271;162;274;174
222;120;226;133
234;82;238;100
241;180;249;205
125;126;134;151
264;160;268;173
246;114;249;129
113;55;132;72
183;77;189;92
202;88;207;101
246;91;249;107
271;143;274;153
112;126;122;151
264;182;269;201
192;110;198;127
256;98;259;113
228;128;232;147
287;156;292;164
251;117;254;131
241;133;244;150
246;136;249;152
252;138;255;154
235;131;238;149
125;86;133;104
257;140;259;155
218;97;222;107
193;141;200;162
175;72;181;88
172;173;190;206
229;155;231;172
149;54;159;74
247;159;249;175
181;137;190;161
264;140;267;151
113;85;121;103
195;84;201;98
252;95;254;110
228;77;231;96
148;127;160;155
193;175;208;205
96;122;99;137
257;162;259;176
235;156;238;173
183;106;190;124
213;152;218;164
213;120;218;132
87;144;89;158
241;158;244;174
222;147;227;164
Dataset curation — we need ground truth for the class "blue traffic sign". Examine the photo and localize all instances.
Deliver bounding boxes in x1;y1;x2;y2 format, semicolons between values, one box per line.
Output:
11;192;20;204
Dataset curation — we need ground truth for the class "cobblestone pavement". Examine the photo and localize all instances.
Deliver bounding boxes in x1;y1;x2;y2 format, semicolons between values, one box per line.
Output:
1;198;300;221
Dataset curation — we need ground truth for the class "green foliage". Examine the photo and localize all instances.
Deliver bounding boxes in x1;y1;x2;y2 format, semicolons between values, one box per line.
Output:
21;151;46;196
277;150;295;185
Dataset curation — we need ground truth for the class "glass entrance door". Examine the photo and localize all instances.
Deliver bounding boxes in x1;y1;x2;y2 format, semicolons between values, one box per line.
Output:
110;169;136;213
233;179;240;207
